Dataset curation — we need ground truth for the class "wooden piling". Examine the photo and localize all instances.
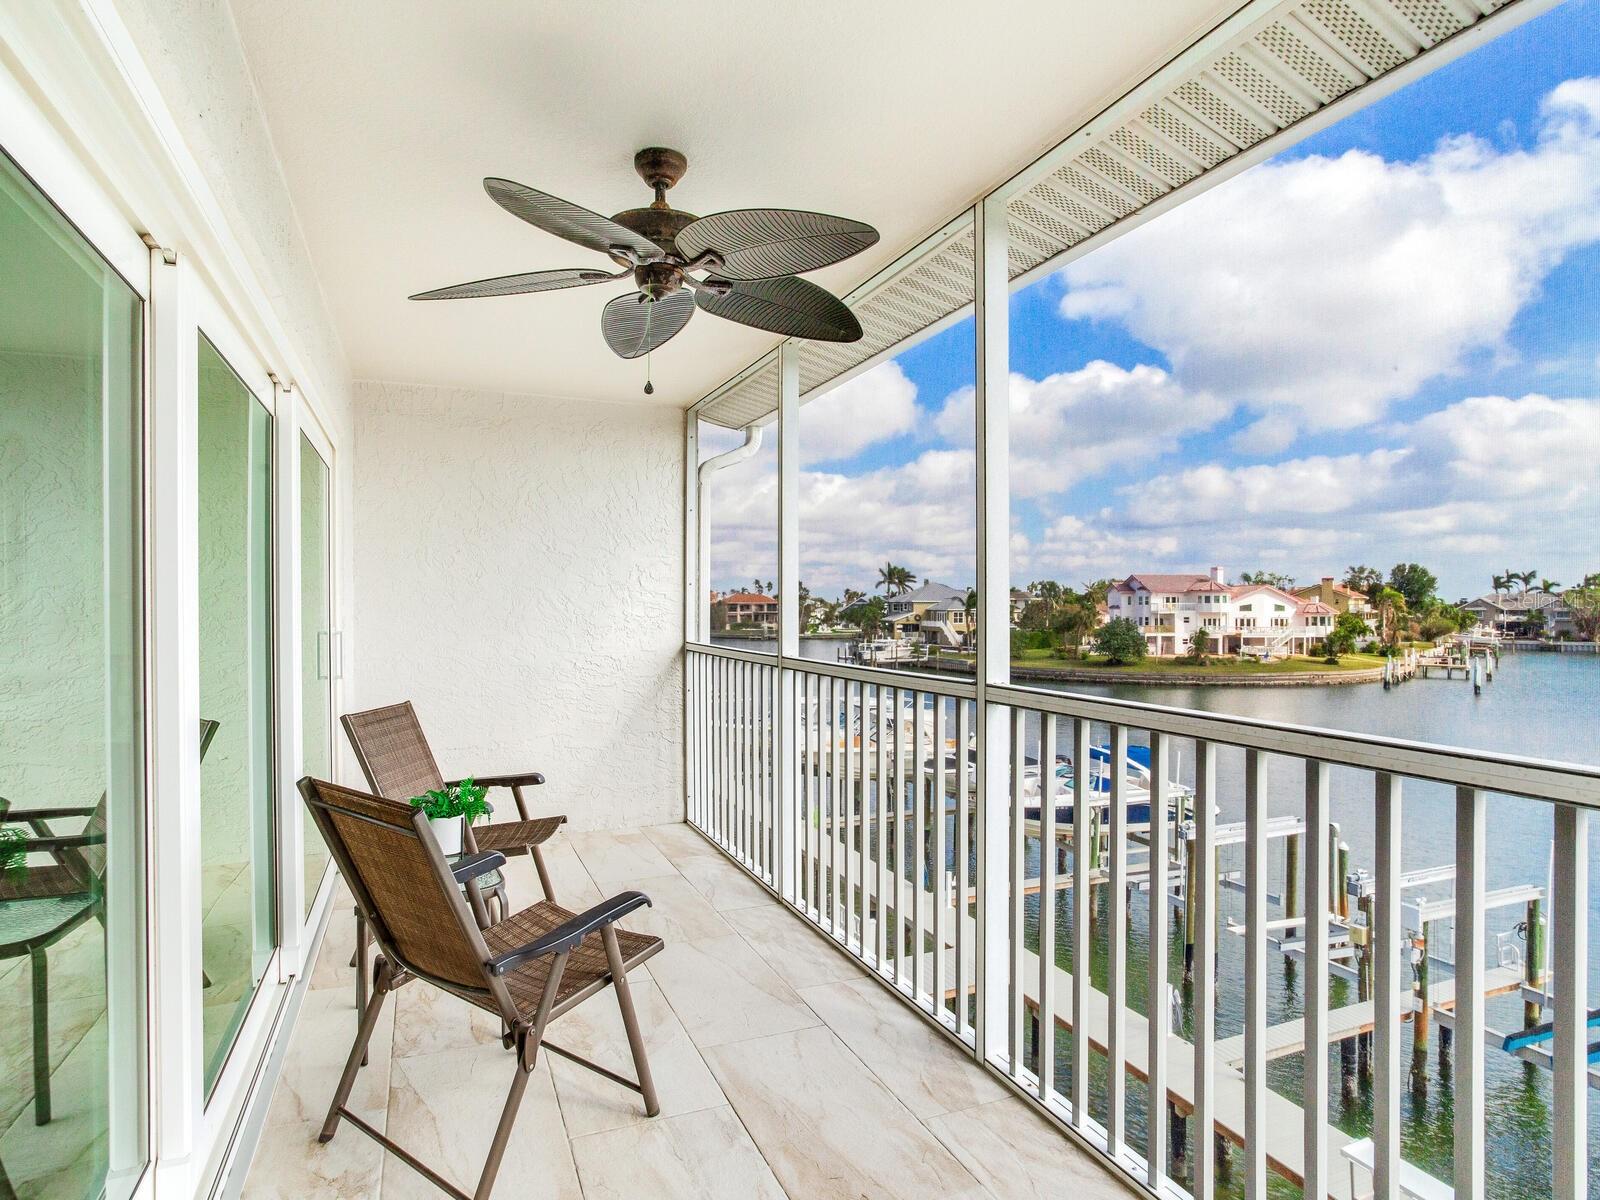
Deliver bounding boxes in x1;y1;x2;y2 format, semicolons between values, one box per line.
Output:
1284;832;1301;928
1412;925;1431;1091
1524;897;1545;1026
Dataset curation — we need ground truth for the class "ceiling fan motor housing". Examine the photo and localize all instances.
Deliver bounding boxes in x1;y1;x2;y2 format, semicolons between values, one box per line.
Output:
634;261;683;301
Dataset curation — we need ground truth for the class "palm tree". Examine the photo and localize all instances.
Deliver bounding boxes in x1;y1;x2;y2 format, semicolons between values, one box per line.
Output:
1491;572;1509;597
1374;586;1408;647
1516;570;1537;593
876;562;916;597
1538;578;1561;594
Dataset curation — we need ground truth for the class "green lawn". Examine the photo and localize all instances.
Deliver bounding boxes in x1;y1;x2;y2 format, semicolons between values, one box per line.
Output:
1003;649;1390;676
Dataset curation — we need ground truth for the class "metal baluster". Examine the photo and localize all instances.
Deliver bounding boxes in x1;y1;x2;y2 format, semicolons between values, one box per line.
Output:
827;674;840;937
746;660;756;867
956;698;972;1041
1010;708;1026;1077
844;681;857;953
1243;748;1267;1200
896;684;908;985
1192;739;1216;1197
1373;773;1402;1198
883;684;896;979
736;661;748;864
1146;731;1170;1188
1304;761;1331;1200
1071;716;1091;1129
1039;714;1058;1105
914;690;927;1003
1552;802;1590;1200
799;672;811;914
934;695;949;1024
1107;723;1128;1159
825;678;838;940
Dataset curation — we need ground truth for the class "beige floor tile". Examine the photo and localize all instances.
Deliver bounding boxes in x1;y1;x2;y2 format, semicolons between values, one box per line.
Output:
567;830;676;888
308;906;361;992
545;980;724;1138
671;853;776;912
798;977;1005;1118
640;822;723;866
722;903;865;991
925;1095;1129;1199
265;987;394;1128
568;1106;785;1200
704;1026;987;1200
240;1117;385;1200
390;980;504;1059
0;1013;109;1195
382;1043;580;1200
617;875;733;945
647;936;818;1049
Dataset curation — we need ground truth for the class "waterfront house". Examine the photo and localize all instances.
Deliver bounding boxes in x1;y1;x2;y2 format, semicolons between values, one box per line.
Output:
711;591;779;632
885;580;972;647
1107;568;1341;657
6;6;1594;1200
1293;577;1377;625
1464;590;1574;638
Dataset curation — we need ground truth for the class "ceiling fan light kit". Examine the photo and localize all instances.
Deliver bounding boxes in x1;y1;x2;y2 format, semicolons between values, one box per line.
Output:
411;147;879;390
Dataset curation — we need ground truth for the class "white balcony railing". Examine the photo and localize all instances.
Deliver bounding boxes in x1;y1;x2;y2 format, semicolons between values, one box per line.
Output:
683;643;1598;1200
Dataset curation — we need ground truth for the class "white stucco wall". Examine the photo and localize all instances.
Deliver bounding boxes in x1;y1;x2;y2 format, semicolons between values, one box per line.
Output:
111;0;353;440
352;381;685;831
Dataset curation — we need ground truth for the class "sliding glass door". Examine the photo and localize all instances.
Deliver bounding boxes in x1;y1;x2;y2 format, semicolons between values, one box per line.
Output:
196;334;276;1097
0;148;146;1198
299;432;333;915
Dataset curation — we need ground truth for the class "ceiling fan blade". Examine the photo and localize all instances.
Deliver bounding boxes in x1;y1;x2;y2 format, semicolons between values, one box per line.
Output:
675;209;879;280
695;276;862;342
409;267;623;301
484;178;662;260
601;290;696;359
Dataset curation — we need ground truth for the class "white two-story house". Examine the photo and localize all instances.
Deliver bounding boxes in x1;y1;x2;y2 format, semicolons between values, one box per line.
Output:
1105;567;1339;658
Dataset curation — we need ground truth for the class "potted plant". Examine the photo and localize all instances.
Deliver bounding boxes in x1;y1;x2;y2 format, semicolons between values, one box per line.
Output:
409;777;489;856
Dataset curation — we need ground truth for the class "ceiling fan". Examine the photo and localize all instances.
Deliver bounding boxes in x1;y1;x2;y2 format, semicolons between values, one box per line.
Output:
411;147;879;389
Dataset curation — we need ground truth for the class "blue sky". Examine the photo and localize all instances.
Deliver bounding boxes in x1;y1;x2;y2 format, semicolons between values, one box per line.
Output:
710;1;1600;601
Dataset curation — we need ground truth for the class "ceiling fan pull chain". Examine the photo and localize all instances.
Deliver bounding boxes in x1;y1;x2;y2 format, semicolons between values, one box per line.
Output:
644;348;654;396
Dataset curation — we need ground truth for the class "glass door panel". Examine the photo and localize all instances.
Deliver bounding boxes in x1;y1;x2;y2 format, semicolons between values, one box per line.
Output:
298;433;332;915
0;147;146;1198
197;334;275;1096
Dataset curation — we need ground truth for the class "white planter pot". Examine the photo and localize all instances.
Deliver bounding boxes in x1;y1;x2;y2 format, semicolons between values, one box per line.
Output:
428;814;464;856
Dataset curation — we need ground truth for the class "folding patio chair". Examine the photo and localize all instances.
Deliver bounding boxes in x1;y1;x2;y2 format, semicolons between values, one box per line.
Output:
298;776;660;1200
0;719;219;1125
342;701;568;1012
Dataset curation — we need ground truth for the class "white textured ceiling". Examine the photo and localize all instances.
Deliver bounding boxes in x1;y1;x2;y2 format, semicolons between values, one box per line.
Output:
226;1;1239;406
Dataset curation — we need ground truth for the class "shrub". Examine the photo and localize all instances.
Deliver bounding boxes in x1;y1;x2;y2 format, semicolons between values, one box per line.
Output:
1094;618;1147;666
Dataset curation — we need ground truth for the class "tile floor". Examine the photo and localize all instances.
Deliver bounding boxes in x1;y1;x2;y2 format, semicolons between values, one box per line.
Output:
240;824;1129;1200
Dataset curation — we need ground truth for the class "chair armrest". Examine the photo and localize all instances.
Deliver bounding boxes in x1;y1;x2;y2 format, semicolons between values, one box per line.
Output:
486;891;652;975
450;850;506;885
19;832;104;853
454;770;545;789
1;806;99;823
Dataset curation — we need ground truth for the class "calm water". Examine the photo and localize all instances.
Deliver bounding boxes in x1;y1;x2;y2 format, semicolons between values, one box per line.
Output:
717;639;1600;1195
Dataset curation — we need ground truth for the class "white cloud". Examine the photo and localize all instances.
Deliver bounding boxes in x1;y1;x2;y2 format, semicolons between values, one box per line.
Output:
935;362;1227;497
1013;392;1600;594
798;361;918;464
1057;79;1600;439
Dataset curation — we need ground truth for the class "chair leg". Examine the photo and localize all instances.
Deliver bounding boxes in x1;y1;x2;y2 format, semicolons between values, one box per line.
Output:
473;1061;532;1200
530;844;555;904
602;927;658;1117
30;950;50;1125
354;913;372;1065
320;961;391;1143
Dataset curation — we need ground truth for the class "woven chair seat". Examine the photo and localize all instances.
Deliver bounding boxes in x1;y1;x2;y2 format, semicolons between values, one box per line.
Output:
479;900;661;1016
0;893;97;950
473;816;565;855
0;864;94;903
